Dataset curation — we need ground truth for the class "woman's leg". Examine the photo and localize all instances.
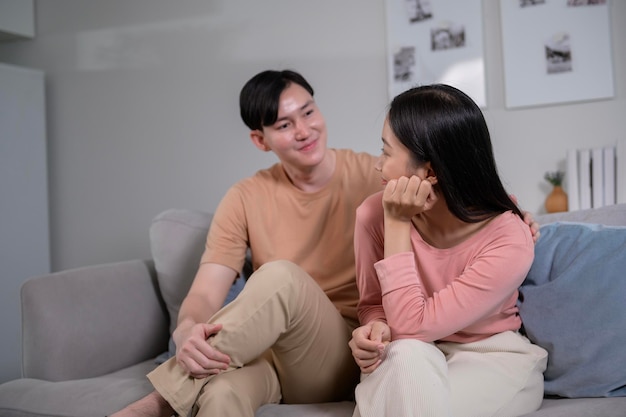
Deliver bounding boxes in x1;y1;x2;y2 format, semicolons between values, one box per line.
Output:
353;339;451;417
353;332;547;417
440;331;548;417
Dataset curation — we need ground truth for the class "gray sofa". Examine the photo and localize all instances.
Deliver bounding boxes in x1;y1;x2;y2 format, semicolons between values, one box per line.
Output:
1;204;625;417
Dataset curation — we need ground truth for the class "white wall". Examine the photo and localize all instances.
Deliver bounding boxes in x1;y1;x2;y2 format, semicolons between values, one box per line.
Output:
0;0;624;273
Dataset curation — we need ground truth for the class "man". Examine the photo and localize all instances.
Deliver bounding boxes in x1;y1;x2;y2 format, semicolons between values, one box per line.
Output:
112;70;538;417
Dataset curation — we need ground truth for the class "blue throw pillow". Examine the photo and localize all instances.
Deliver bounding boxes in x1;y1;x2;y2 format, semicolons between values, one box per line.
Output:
518;221;626;398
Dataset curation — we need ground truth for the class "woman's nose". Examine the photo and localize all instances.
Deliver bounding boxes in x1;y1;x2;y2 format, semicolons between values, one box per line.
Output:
374;157;383;171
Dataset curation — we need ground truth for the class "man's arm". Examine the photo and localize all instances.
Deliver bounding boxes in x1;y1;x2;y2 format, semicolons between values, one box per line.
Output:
172;262;238;378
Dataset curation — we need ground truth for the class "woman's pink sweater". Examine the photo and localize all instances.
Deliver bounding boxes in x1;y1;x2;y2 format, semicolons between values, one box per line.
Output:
355;191;535;343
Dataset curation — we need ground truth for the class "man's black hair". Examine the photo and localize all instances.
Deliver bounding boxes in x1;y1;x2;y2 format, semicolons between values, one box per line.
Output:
240;70;314;131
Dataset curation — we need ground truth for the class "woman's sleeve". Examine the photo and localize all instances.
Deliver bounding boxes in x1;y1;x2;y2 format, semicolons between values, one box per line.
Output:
378;217;534;341
354;193;387;325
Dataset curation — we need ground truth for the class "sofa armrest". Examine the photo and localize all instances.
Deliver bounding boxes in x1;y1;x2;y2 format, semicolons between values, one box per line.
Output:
21;259;169;381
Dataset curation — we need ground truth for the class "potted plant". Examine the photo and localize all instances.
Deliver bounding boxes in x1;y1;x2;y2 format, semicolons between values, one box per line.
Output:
544;170;568;213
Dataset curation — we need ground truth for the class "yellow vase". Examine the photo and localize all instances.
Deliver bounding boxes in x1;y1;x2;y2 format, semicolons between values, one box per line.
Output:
545;185;568;213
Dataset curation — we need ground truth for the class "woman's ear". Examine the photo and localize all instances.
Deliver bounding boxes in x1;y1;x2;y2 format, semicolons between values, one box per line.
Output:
250;130;271;152
423;162;438;185
427;175;438;185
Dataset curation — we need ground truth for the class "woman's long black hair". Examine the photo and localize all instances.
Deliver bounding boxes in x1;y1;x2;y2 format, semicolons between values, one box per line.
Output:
388;84;522;222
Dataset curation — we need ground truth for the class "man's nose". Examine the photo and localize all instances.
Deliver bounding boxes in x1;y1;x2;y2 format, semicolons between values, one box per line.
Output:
294;119;310;140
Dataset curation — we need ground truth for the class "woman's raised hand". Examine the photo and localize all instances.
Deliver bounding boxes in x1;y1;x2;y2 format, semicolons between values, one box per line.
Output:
382;175;437;221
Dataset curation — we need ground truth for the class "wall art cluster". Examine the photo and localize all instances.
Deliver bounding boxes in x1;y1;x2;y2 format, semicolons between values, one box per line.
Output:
385;0;614;109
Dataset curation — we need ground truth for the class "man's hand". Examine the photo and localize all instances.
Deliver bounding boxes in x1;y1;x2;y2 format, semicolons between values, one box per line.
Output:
522;210;541;243
173;322;231;379
510;194;541;243
349;321;391;374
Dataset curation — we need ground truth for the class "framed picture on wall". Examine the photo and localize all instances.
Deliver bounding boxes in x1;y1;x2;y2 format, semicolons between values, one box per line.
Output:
385;0;486;107
500;0;614;109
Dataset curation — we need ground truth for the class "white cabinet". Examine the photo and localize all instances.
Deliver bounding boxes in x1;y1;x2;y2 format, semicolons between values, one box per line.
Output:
0;62;49;383
0;0;35;41
0;0;46;383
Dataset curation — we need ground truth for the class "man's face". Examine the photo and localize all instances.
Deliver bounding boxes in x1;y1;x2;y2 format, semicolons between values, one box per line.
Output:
255;83;328;171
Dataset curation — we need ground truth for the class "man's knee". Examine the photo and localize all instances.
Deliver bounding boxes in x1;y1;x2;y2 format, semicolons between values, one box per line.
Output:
255;259;302;277
248;260;311;289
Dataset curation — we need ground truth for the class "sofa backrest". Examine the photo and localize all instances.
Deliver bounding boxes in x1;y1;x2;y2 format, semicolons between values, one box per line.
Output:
149;208;214;337
534;203;626;227
148;203;626;336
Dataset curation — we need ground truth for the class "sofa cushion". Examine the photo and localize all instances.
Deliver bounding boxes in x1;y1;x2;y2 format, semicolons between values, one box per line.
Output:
21;260;168;381
149;209;246;359
518;221;626;398
150;209;215;336
0;359;158;417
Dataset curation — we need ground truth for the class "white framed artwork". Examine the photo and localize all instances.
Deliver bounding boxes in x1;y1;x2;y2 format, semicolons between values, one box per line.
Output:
500;0;614;109
385;0;486;107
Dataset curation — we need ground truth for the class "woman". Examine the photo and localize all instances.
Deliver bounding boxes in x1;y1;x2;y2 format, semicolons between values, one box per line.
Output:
349;84;548;417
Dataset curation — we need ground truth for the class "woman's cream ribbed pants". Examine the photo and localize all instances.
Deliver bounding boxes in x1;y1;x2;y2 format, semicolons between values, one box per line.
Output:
353;331;548;417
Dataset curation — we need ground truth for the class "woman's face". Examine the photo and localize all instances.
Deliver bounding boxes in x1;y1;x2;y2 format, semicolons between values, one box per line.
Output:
375;117;428;186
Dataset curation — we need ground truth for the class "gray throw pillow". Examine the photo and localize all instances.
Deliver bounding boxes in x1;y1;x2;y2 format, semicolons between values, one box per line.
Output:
150;209;214;337
149;209;246;361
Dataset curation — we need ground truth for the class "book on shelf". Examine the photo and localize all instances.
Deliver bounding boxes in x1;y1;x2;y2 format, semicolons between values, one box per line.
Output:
566;148;580;211
591;147;604;208
566;143;621;210
617;139;626;204
603;146;616;206
578;148;592;210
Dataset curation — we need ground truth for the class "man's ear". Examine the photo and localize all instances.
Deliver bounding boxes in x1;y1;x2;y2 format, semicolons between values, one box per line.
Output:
250;129;271;152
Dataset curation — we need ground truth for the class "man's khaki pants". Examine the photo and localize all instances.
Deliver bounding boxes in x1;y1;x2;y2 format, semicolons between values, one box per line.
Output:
147;260;360;417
